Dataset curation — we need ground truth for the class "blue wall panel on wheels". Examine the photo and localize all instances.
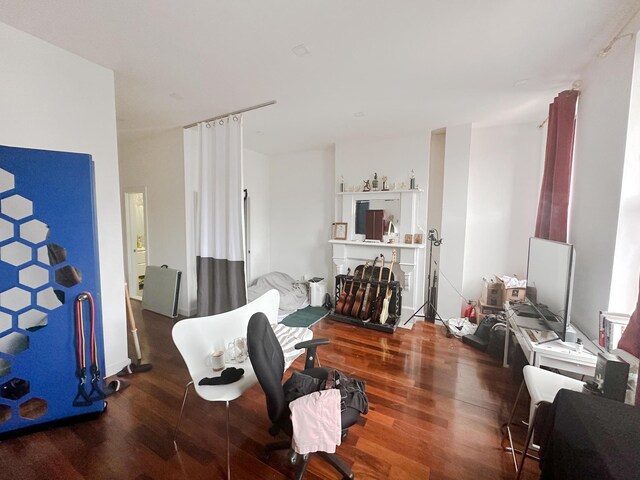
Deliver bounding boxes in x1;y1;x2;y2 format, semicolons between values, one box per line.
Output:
0;145;105;434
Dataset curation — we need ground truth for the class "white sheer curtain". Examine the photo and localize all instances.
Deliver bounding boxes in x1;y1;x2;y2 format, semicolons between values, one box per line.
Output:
184;115;247;315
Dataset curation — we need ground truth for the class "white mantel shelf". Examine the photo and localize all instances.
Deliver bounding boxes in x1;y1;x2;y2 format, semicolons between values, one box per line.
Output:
337;189;424;195
329;240;425;249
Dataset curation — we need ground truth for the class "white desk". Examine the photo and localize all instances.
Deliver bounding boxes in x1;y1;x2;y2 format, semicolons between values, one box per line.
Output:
503;306;598;377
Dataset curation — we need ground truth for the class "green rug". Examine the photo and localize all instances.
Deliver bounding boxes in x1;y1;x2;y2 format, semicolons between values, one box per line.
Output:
281;306;329;328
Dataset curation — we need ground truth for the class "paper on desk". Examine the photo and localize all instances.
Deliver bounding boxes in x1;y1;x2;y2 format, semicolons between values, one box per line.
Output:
522;327;558;344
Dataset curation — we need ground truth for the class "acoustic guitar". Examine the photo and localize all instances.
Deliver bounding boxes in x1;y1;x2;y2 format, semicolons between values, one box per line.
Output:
365;254;385;322
350;258;376;318
342;266;364;315
334;267;351;314
378;249;397;324
357;256;379;320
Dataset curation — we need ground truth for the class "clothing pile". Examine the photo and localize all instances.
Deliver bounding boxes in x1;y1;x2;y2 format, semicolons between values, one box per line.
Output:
284;369;368;455
284;368;368;415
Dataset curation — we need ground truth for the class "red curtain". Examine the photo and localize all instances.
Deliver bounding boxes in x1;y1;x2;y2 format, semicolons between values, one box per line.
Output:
535;90;579;242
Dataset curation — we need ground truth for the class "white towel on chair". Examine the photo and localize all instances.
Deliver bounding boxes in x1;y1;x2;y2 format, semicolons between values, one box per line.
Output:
290;388;341;454
271;323;311;369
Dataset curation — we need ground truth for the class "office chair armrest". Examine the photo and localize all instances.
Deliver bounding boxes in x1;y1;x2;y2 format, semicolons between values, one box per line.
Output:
294;338;330;370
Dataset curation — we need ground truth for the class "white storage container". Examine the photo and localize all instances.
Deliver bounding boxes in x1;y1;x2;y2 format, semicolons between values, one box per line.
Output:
309;279;327;307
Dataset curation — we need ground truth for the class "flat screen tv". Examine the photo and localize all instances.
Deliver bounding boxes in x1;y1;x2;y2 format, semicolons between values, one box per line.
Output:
525;237;575;342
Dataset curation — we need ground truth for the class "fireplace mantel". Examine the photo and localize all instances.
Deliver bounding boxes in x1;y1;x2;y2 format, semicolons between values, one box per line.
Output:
330;189;426;323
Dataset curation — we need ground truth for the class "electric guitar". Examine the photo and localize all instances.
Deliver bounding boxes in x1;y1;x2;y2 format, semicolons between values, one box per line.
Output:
366;254;385;322
350;260;373;318
334;267;351;314
378;249;397;324
358;256;379;320
342;266;364;315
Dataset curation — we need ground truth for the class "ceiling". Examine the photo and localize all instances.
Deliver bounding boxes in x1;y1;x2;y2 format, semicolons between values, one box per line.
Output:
1;1;639;155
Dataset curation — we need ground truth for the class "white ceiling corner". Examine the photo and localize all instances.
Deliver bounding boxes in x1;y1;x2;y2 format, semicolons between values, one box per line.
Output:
0;0;639;155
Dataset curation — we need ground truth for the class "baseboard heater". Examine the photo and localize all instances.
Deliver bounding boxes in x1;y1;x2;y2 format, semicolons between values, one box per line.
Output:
142;265;182;318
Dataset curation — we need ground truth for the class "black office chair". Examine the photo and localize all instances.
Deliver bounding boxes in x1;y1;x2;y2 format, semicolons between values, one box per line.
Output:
247;312;361;480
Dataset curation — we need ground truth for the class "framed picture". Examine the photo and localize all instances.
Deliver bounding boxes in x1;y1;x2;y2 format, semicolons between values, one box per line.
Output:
404;233;413;244
414;233;424;244
333;222;348;240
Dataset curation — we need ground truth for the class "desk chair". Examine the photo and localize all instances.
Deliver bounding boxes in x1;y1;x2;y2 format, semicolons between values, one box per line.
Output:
171;290;280;480
248;312;361;480
502;365;584;479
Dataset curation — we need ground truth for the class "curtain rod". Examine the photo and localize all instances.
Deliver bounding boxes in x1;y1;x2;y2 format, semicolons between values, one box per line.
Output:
183;100;277;129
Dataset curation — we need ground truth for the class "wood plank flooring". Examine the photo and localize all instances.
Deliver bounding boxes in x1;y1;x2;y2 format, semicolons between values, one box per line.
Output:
0;303;541;479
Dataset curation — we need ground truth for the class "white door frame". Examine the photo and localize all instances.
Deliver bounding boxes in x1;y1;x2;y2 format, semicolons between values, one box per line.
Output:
123;187;149;300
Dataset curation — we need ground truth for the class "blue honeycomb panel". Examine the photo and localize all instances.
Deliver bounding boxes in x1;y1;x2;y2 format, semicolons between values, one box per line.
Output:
0;145;105;434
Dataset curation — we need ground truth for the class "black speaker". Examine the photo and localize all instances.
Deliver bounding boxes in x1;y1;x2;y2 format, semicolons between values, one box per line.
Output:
595;352;629;402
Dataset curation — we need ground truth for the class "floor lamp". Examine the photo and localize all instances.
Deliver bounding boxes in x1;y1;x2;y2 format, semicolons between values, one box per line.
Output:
404;229;443;325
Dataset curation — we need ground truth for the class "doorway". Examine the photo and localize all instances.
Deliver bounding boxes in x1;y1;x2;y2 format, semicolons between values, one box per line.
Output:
124;188;149;300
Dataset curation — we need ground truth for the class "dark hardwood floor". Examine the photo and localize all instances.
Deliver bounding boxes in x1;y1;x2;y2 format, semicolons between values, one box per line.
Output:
0;302;541;479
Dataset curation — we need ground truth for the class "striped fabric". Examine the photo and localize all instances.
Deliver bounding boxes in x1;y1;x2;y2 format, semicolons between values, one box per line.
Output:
272;323;313;370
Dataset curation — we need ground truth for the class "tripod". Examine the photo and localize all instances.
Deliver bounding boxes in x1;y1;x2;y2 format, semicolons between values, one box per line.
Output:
404;229;443;325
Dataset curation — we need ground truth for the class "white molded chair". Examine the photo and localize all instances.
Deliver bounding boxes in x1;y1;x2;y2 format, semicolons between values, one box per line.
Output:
503;365;584;479
172;290;282;479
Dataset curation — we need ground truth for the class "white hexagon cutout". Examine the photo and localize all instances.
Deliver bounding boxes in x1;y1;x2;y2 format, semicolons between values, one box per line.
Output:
36;288;63;311
0;332;29;355
0;312;11;333
0;241;32;266
18;265;49;289
0;169;14;194
18;309;48;331
19;397;47;420
0;287;31;312
19;220;48;245
37;246;50;266
0;218;13;243
0;358;10;378
1;195;33;221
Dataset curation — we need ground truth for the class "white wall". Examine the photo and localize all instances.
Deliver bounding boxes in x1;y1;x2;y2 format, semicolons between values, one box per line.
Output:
0;22;127;376
269;147;335;281
427;132;446;282
609;32;640;314
244;148;271;283
570;30;637;339
335;133;430;228
463;123;543;301
118;128;190;315
438;124;472;318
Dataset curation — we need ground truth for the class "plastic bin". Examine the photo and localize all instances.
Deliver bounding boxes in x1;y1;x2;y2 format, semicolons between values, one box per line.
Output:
309;279;327;307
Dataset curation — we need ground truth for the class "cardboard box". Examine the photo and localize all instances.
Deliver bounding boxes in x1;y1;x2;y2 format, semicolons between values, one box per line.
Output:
481;279;504;307
477;302;504;323
504;287;526;302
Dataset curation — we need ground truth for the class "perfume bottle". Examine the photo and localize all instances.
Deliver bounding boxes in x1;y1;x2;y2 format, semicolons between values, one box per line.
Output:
410;169;416;190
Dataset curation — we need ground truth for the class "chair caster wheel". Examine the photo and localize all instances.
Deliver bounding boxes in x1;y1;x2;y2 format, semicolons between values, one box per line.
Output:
289;450;298;465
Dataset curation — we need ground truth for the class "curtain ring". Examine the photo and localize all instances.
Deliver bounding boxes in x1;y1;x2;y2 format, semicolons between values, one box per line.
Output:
219;119;225;125
232;115;239;122
206;122;211;128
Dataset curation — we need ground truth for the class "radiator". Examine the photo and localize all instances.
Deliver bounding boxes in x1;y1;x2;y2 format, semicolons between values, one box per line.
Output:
141;265;182;318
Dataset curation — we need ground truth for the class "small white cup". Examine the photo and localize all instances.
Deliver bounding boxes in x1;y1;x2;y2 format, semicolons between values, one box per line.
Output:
208;350;225;372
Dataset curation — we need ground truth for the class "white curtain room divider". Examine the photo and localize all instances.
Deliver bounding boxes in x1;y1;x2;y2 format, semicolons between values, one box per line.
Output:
186;116;247;315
